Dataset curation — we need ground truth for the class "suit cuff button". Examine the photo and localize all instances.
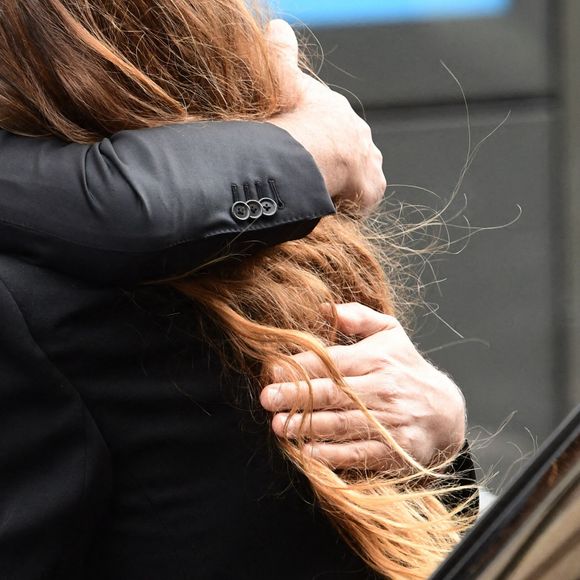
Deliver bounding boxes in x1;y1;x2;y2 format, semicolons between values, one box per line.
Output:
247;200;263;219
260;198;278;217
232;201;251;221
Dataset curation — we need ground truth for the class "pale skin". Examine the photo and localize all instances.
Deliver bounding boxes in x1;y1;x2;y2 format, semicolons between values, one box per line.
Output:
261;303;466;470
266;19;386;210
260;21;467;470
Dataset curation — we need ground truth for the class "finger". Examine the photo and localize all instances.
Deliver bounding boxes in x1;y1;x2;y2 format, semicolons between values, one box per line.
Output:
272;410;387;442
265;19;299;69
265;19;301;107
270;305;400;383
261;378;352;412
304;441;402;471
333;303;398;339
271;338;383;382
272;344;356;381
261;375;395;412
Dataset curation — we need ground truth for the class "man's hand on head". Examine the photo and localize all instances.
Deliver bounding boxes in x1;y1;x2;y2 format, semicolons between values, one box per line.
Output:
265;20;386;212
260;303;467;471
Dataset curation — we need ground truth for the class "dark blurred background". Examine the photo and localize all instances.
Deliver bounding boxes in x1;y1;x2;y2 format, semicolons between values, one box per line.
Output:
276;0;580;491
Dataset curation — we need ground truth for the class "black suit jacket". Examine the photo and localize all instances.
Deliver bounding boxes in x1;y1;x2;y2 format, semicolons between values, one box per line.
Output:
0;256;379;580
0;122;335;285
0;122;375;579
0;123;475;578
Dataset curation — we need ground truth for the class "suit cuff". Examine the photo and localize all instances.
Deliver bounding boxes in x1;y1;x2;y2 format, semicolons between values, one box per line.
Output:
442;441;480;516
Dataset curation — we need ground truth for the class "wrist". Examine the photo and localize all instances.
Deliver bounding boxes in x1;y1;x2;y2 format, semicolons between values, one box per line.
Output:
269;114;346;200
429;365;467;458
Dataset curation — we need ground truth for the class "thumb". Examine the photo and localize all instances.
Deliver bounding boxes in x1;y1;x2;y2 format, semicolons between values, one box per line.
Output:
265;19;300;70
265;19;302;108
331;303;398;339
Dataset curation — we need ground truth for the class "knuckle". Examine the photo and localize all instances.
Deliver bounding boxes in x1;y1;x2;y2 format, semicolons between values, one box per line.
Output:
393;428;413;455
337;412;350;435
374;372;397;403
352;444;366;466
322;380;338;408
384;314;401;329
324;448;344;469
372;352;396;372
345;313;366;336
340;303;371;333
370;443;391;470
396;426;429;463
362;122;373;139
332;91;350;108
357;121;371;142
378;172;387;192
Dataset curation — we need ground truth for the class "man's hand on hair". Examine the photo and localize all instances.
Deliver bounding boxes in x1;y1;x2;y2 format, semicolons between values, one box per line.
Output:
260;303;467;471
265;20;386;212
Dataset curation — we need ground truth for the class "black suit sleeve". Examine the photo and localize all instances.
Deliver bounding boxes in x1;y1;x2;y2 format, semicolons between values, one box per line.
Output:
0;277;112;579
0;121;335;285
444;441;480;516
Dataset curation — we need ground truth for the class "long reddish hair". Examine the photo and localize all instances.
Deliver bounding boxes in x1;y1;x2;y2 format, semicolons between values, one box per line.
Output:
0;0;279;140
0;2;475;577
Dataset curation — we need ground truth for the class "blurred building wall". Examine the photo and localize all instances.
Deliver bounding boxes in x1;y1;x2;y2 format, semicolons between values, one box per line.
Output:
295;0;578;489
